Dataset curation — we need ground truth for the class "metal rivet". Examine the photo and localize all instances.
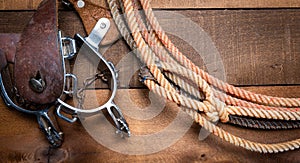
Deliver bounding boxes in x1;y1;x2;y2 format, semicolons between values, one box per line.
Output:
100;22;106;29
29;78;45;93
77;0;85;8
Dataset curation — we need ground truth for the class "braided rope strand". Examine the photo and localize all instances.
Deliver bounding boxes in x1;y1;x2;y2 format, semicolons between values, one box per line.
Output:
129;0;300;113
229;115;300;130
139;0;300;108
143;68;300;122
144;79;300;153
165;70;300;113
121;0;181;99
185;108;300;153
107;0;300;153
159;63;300;121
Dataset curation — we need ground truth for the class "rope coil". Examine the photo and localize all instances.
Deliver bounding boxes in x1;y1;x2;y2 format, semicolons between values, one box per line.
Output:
104;0;300;153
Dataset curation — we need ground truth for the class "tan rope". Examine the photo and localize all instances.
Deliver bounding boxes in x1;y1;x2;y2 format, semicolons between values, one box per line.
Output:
151;63;300;122
165;71;300;113
129;0;300;114
106;0;300;153
144;79;300;153
139;0;300;108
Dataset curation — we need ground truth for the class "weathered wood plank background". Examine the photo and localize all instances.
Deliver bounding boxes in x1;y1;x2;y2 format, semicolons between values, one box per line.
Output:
0;0;299;162
1;0;300;10
1;10;299;86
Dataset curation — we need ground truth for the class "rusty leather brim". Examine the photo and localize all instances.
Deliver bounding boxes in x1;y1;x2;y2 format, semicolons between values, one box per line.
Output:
14;0;64;105
0;34;19;100
0;36;63;147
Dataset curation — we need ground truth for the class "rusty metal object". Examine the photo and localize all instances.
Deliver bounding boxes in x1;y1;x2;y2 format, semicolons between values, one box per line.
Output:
0;50;7;70
0;34;20;63
0;0;64;147
14;0;64;105
0;0;129;147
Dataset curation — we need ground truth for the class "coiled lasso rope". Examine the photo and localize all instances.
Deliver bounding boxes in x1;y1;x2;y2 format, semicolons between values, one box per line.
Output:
138;0;300;108
104;0;300;153
127;0;300;129
127;0;300;114
125;0;300;122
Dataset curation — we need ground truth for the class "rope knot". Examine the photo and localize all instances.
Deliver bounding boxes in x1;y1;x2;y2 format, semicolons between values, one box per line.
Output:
214;98;229;123
203;98;229;123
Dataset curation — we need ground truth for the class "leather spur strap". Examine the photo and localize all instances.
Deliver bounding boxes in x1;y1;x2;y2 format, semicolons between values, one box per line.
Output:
67;0;111;34
65;0;120;45
14;0;64;105
0;50;7;70
0;35;18;100
0;0;64;147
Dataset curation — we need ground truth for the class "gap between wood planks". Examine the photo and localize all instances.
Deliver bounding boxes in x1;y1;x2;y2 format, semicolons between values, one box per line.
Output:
1;10;299;86
0;1;299;162
0;86;299;162
1;0;300;10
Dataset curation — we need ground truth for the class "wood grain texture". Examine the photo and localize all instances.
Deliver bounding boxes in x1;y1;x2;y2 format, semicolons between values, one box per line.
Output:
0;1;299;162
150;0;300;9
0;10;299;86
0;0;300;10
0;86;299;162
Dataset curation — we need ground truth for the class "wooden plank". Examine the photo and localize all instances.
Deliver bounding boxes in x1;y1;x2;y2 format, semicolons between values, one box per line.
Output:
0;86;299;162
1;0;300;10
0;10;299;86
173;10;300;86
151;0;300;9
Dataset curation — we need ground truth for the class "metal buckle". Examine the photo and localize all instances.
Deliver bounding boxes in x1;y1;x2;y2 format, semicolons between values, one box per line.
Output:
61;35;77;59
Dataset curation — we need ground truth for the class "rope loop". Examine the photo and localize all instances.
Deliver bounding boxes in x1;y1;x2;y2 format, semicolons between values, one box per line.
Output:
106;0;300;153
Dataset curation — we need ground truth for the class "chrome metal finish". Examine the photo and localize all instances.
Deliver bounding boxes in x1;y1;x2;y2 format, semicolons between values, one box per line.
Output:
63;73;78;95
56;105;78;123
86;18;110;50
60;35;77;59
61;0;72;8
77;0;85;8
0;73;63;147
57;18;130;137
